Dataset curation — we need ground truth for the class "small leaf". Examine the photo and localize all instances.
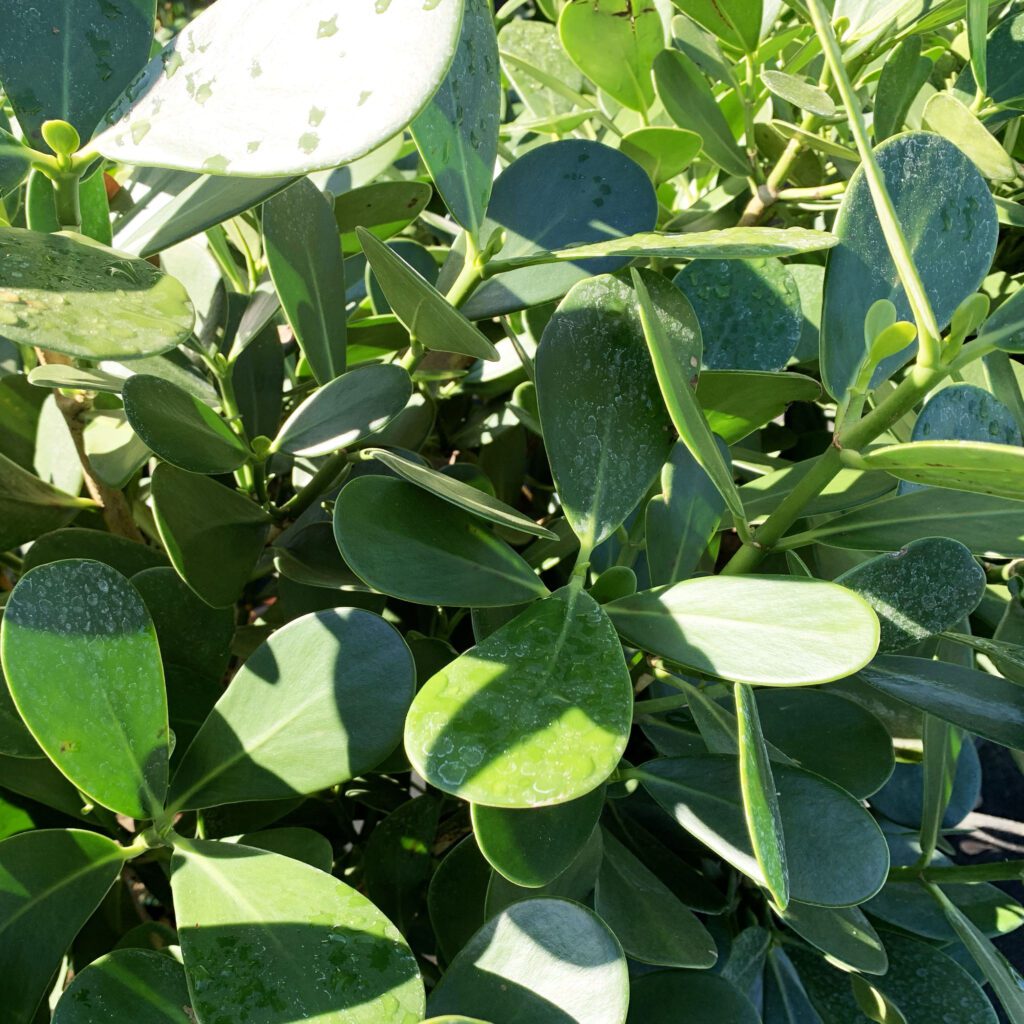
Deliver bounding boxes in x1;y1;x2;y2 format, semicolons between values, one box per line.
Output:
427;898;629;1024
333;476;547;607
619;127;702;184
1;560;168;819
777;901;888;975
697;371;821;444
923;93;1017;181
405;587;632;808
672;0;762;52
271;365;411;456
874;36;932;142
123;374;249;475
335;181;434;254
151;463;271;608
967;0;989;96
233;827;334;873
358;228;497;361
171;837;424;1024
0;227;195;361
761;70;836;117
169;609;413;811
93;0;463;177
264;178;347;384
607;575;879;686
0;450;93;551
0;829;125;1024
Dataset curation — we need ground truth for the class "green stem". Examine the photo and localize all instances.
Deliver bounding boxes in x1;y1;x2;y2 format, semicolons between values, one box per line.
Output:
51;171;82;231
634;693;691;718
888;860;1024;884
275;450;352;519
211;360;255;492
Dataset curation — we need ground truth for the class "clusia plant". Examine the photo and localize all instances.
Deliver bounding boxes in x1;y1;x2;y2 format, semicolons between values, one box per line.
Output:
2;0;1024;1021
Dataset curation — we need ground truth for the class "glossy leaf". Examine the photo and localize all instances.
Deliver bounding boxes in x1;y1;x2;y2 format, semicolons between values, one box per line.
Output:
171;837;424;1024
122;373;249;475
638;755;889;906
93;0;463;176
151;463;271;608
607;576;879;685
335;181;433;253
697;371;821;444
472;787;603;887
234;827;334;873
625;969;760;1024
1;560;168;819
536;273;687;550
0;829;124;1024
427;898;629;1024
0;450;92;551
0;667;40;759
334;476;547;607
620;127;702;184
821;132;998;399
411;0;499;234
0;227;194;361
264;178;347;384
405;587;632;808
169;609;412;811
271;365;411;456
836;538;986;651
54;949;192;1024
777;901;888;975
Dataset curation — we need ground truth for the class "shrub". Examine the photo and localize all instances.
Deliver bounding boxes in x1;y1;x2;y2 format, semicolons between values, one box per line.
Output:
1;0;1024;1021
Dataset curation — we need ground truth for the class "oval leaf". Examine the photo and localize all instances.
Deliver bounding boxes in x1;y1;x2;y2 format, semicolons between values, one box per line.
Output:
626;970;760;1024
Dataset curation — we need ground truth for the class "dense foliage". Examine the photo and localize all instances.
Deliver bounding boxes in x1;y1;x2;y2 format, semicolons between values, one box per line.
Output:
2;0;1024;1021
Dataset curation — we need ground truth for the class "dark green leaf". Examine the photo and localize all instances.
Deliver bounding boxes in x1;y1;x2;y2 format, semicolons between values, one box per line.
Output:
334;181;433;254
0;450;93;551
776;901;888;975
625;970;760;1024
874;36;932;142
697;371;821;444
233;827;334;873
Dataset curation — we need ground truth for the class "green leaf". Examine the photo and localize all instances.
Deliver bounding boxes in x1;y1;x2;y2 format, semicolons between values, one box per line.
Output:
967;0;989;96
776;901;888;975
873;36;932;142
271;365;411;457
607;575;879;686
169;609;412;812
428;836;491;964
821;132;998;400
151;463;271;608
171;837;424;1024
596;829;718;968
697;371;821;444
763;948;824;1024
0;227;195;361
761;70;836;117
671;0;762;52
0;450;93;551
654;49;749;178
854;654;1024;749
631;268;747;532
263;178;347;384
559;0;663;111
0;829;125;1024
1;560;168;819
794;488;1024;556
638;754;890;906
620;127;702;185
536;273;687;550
54;948;192;1024
232;827;334;873
836;538;986;651
122;374;249;475
335;181;434;254
357;228;498;361
498;20;586;119
905;383;1021;462
427;898;629;1023
968;9;1024;105
928;882;1024;1023
922;93;1017;181
0;0;155;147
92;0;463;176
458;139;657;320
471;787;604;887
860;439;1024;499
411;0;499;235
333;476;547;607
625;969;760;1024
735;682;789;909
0;666;41;759
980;286;1024;352
405;587;632;808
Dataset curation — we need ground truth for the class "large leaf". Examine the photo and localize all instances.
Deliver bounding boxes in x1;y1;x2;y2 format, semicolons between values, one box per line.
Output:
427;898;629;1024
625;970;760;1024
776;901;888;975
638;755;890;906
333;476;547;607
0;829;124;1024
854;654;1024;749
264;178;347;384
411;0;499;234
0;0;155;147
0;228;195;361
169;609;413;812
54;948;192;1024
821;132;998;399
536;273;691;550
1;560;168;819
171;837;424;1024
151;464;271;608
836;537;986;650
0;450;93;551
92;0;464;176
607;576;879;685
405;587;632;808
